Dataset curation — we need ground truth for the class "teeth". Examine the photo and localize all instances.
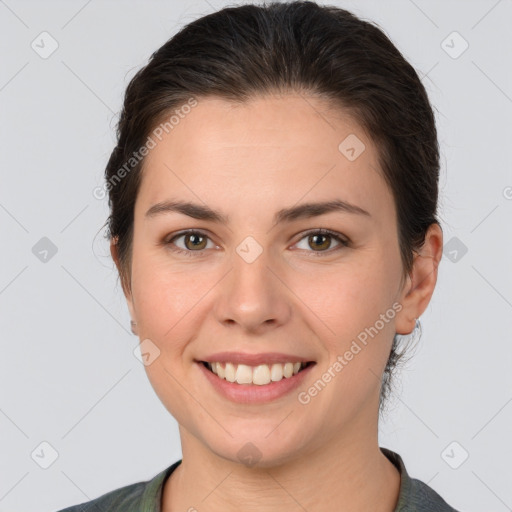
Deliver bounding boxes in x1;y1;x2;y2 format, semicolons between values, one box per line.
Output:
206;361;306;385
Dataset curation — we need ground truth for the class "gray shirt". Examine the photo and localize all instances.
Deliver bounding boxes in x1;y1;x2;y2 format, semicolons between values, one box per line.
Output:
56;447;460;511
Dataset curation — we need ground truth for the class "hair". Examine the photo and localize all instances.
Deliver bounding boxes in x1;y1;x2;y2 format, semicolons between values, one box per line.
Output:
103;0;441;415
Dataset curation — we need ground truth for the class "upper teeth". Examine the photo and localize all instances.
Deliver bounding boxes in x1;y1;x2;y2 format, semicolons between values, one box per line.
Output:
207;362;306;385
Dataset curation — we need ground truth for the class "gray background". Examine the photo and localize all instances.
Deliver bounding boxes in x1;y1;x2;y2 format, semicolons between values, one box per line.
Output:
1;0;511;511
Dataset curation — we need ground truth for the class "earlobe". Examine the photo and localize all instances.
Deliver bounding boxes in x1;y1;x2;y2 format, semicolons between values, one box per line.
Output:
395;223;443;335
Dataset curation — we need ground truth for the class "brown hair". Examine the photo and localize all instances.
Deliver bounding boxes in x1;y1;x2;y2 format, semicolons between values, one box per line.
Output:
103;1;441;414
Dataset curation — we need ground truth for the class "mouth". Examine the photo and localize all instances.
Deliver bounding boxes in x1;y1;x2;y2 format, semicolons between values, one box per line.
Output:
199;360;316;386
196;358;317;404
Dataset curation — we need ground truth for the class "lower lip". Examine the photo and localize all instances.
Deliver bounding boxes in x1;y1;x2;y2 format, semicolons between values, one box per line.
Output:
196;361;316;404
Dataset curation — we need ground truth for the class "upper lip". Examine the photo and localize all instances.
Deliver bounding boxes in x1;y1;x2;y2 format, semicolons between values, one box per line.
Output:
197;352;316;366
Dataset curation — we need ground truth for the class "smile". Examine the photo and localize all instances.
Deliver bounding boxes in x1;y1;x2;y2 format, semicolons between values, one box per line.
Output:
197;359;317;404
201;361;314;386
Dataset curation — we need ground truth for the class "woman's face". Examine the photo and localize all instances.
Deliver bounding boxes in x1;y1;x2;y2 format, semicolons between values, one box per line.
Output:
116;94;436;466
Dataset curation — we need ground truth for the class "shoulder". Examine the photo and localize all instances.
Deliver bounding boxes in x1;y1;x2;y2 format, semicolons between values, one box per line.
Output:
406;476;461;512
55;481;146;512
381;447;461;512
54;460;181;512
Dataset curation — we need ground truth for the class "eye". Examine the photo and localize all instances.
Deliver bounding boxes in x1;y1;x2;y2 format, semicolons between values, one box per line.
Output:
164;228;349;258
165;230;216;257
293;229;349;256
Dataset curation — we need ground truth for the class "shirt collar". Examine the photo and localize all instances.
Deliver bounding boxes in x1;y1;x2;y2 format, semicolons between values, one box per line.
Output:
139;459;182;512
380;446;414;511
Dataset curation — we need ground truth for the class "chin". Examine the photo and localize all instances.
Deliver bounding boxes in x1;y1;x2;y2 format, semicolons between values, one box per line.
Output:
203;428;311;470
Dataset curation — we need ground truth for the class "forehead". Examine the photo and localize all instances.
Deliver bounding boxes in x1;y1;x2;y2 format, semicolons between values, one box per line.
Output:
136;94;392;223
146;94;366;159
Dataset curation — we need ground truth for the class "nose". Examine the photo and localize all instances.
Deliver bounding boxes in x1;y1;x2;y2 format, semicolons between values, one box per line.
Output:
213;246;292;335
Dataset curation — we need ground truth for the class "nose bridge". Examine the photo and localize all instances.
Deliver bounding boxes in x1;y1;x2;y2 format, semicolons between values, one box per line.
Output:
214;238;291;332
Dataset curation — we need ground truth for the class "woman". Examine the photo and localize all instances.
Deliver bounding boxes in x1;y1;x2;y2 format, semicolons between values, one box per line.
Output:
58;1;459;510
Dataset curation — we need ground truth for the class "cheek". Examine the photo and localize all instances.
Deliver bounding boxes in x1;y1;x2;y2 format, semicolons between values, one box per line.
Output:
306;270;397;419
301;255;394;330
131;255;217;349
299;252;398;378
130;261;207;416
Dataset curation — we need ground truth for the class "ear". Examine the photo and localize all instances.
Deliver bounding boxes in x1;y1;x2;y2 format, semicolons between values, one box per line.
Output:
395;223;443;335
110;238;136;322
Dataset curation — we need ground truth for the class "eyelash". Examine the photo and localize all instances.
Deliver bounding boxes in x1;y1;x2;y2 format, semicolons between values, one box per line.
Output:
164;228;350;258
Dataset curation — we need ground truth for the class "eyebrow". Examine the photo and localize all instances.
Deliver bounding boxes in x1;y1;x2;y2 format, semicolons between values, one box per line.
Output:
145;198;371;224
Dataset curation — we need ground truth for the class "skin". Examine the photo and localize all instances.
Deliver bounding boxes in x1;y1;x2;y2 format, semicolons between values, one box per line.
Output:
111;93;443;512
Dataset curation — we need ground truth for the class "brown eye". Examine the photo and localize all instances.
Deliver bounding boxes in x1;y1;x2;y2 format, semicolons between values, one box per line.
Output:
308;233;332;251
166;230;214;256
294;229;349;256
183;232;208;250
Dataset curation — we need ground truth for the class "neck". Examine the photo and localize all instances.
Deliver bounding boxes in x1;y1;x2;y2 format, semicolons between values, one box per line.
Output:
162;413;400;512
